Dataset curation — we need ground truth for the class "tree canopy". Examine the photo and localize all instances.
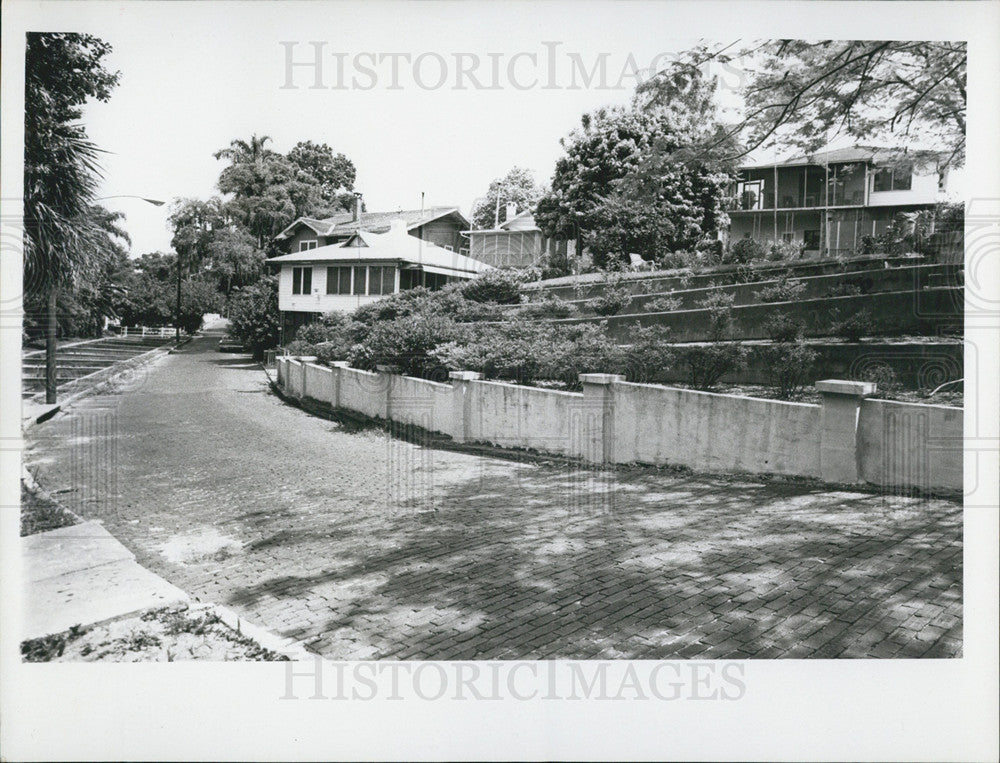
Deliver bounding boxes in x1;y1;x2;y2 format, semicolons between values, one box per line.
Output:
535;67;735;268
469;167;544;230
678;40;967;166
23;32;120;295
212;134;357;248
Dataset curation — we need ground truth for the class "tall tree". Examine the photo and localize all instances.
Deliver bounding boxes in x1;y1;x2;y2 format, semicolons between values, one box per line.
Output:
681;40;966;165
536;67;735;268
24;32;120;402
286;140;357;211
470;167;544;230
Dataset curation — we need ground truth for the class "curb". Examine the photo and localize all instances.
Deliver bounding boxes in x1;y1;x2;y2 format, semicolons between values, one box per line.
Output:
205;603;315;661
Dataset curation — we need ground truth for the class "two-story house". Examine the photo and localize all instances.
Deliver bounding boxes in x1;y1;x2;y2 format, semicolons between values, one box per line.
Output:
728;146;954;257
270;218;492;341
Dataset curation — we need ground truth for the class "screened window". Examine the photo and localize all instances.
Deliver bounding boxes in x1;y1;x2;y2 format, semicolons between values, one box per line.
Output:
873;164;913;192
353;266;367;295
292;266;312;295
368;266;396;296
326;266;352;295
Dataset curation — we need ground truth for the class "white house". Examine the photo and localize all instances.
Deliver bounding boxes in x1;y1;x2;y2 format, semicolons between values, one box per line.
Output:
461;202;577;269
269;219;492;340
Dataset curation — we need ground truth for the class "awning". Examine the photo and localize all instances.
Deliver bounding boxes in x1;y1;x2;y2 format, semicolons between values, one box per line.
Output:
414;262;485;277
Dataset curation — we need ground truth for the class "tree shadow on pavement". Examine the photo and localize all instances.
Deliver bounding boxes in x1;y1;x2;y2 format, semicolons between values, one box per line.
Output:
224;463;961;661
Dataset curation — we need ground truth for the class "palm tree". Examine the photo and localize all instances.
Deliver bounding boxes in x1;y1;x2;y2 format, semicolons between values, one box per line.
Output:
213;134;274;165
23;32;119;403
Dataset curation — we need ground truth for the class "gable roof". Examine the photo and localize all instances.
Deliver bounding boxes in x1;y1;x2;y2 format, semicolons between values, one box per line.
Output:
268;222;492;277
274;206;468;241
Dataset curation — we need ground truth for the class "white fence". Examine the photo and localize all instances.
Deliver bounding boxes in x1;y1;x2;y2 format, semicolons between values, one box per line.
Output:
276;357;964;493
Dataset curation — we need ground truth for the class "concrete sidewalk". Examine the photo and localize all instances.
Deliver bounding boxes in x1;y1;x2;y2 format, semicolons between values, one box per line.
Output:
22;521;190;641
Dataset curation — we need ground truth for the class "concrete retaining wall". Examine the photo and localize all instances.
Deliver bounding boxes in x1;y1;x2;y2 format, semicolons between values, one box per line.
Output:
466;380;580;455
555;288;963;342
563;263;960;315
858;399;963;492
275;357;962;492
525;254;933;300
389;374;457;437
338;367;386;419
612;382;822;476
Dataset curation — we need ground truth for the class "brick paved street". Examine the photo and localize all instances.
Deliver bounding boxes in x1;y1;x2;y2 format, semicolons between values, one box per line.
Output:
25;328;963;659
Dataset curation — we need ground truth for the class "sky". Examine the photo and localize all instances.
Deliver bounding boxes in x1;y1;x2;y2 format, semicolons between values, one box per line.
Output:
3;1;978;257
29;3;748;256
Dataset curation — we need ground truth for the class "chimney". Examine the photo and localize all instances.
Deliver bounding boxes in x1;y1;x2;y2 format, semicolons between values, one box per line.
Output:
353;192;362;222
389;218;407;237
505;202;517;223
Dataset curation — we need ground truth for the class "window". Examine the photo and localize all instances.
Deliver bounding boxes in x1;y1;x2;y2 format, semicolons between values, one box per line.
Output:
292;266;312;295
368;266;396;296
353;266;367;295
298;240;318;252
327;266;352;295
873;164;913;192
803;230;821;250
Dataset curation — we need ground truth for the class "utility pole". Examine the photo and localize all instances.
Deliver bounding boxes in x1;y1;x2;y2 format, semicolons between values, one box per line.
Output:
45;285;58;404
175;255;182;345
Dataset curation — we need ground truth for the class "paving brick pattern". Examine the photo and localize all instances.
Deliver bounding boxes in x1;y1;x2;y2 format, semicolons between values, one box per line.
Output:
26;330;962;659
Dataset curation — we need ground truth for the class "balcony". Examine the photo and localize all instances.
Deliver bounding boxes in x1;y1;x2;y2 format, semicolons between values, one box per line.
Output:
731;163;869;212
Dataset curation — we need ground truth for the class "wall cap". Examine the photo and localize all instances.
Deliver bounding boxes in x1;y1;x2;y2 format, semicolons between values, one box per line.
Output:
449;371;483;381
579;373;625;385
375;364;401;374
815;379;877;396
329;361;350;368
294;356;318;363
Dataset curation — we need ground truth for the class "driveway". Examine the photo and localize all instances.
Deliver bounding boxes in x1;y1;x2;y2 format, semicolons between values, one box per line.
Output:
25;327;962;659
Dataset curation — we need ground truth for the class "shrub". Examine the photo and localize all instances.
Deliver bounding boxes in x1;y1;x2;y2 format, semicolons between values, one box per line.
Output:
432;319;625;387
644;295;682;313
515;294;578;319
656;249;701;270
228;276;279;360
352;287;435;326
550;323;626;385
348;314;467;377
696;239;724;264
762;314;805;342
683;343;749;390
432;319;548;384
825;282;863;297
728;237;767;264
697;290;737;342
858;235;879;255
622;324;675;384
855;361;901;397
459;268;525;304
754;275;806;303
764;341;819;398
587;286;633;316
830;308;874;342
767;240;803;261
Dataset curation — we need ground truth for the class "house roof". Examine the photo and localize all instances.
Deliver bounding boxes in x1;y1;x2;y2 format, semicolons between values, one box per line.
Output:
268;222;492;277
274;206;468;241
743;145;947;170
463;209;540;236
